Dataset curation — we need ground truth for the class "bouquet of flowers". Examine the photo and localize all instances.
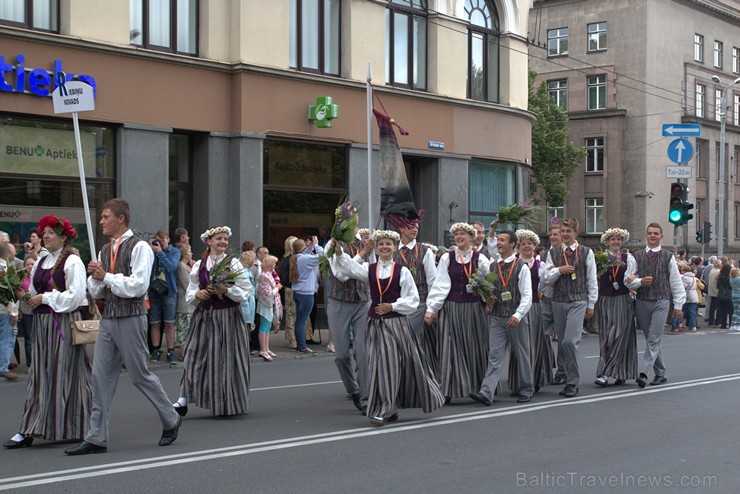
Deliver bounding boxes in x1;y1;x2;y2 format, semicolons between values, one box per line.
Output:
594;250;622;277
318;198;361;276
197;254;241;306
490;202;541;232
0;264;29;307
466;267;499;314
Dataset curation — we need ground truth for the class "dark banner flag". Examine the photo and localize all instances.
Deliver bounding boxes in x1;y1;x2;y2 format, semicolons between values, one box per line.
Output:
373;109;423;230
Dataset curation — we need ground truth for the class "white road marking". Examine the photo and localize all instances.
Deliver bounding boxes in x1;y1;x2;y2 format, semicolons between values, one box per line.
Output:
252;380;342;391
3;373;740;491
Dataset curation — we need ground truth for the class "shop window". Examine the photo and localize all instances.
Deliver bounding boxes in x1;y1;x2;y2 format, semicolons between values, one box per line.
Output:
289;0;341;76
465;0;500;102
130;0;198;55
0;0;58;32
469;161;515;228
386;0;427;90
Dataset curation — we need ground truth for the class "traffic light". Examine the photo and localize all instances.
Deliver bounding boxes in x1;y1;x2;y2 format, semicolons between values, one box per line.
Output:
704;220;712;244
668;182;694;226
696;230;703;243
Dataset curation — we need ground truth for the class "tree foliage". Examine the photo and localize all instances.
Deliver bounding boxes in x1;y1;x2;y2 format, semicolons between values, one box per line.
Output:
528;70;585;208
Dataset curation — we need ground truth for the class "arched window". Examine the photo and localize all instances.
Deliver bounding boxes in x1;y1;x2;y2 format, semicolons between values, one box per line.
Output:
465;0;499;102
386;0;427;90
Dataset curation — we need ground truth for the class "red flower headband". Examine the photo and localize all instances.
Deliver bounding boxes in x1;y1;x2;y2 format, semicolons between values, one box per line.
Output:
38;215;78;240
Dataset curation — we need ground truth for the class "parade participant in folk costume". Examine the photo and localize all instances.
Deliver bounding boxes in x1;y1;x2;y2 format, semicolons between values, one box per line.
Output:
67;199;181;456
332;230;444;426
507;229;555;396
625;223;686;388
174;226;252;417
425;222;491;403
594;228;637;387
541;223;564;384
326;229;373;414
470;230;533;406
4;216;91;449
541;218;598;398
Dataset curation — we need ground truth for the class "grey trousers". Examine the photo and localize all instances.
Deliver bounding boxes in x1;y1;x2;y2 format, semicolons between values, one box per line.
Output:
541;296;565;379
327;297;370;402
551;300;587;386
86;315;179;447
635;299;668;378
479;315;533;401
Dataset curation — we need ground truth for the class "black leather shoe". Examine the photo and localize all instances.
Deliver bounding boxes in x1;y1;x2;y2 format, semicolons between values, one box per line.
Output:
64;440;107;456
559;384;578;397
3;436;33;449
159;416;182;446
361;405;368;416
517;395;531;403
636;373;648;388
614;379;626;386
173;404;188;417
444;396;452;405
552;376;566;385
649;376;667;386
369;416;385;427
351;393;363;412
469;393;492;407
387;414;398;423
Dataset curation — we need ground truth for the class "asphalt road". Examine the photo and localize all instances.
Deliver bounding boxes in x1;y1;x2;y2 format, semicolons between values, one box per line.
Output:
1;328;739;493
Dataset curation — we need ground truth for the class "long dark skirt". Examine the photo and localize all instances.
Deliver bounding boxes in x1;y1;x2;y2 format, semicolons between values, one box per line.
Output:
509;302;555;392
19;312;92;441
436;300;489;398
596;293;637;380
366;316;444;419
180;305;250;416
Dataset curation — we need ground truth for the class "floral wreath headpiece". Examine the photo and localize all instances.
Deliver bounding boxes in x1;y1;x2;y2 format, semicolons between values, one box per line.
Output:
356;228;370;238
600;227;630;245
449;222;476;236
515;229;540;246
371;230;400;243
421;242;438;253
201;226;232;243
38;215;78;240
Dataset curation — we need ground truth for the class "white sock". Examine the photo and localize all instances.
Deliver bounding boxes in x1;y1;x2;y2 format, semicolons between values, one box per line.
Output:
11;433;24;442
175;397;187;407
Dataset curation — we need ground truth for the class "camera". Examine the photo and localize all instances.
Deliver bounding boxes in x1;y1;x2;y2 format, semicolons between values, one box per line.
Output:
151;240;160;247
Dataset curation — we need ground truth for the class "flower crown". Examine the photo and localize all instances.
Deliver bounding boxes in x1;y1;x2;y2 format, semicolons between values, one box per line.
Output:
421;242;438;253
449;222;476;236
600;227;630;245
201;226;232;242
38;215;78;240
357;228;370;237
371;230;400;242
515;229;540;246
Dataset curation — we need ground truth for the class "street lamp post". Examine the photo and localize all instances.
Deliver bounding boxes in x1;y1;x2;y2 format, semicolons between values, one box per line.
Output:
711;75;740;257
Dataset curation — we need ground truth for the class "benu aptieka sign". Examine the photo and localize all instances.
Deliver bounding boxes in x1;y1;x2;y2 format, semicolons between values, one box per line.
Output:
52;80;95;114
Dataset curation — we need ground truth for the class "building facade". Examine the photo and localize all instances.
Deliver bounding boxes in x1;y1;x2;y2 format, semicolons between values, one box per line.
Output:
529;0;740;254
0;0;534;258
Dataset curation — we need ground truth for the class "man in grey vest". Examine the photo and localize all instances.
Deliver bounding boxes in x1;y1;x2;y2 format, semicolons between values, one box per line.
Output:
625;223;685;387
542;218;598;398
327;233;374;414
470;230;533;406
65;198;181;455
541;224;565;384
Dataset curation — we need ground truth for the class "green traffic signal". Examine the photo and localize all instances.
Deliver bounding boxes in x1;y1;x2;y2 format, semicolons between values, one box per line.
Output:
669;209;682;223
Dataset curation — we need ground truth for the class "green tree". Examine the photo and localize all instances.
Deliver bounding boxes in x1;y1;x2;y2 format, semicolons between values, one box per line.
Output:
528;70;585;209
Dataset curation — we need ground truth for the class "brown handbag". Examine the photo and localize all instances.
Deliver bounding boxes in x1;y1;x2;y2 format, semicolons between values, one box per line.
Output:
71;293;100;346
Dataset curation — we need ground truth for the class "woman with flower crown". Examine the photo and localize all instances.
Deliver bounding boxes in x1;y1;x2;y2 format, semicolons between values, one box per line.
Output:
424;222;491;403
4;215;91;449
508;229;555;395
332;230;444;426
594;228;637;387
173;226;252;417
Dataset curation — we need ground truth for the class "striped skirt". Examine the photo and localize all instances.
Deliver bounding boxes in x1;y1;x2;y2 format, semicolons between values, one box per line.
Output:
509;302;555;392
436;301;489;398
366;316;445;419
19;312;92;441
180;306;251;416
596;294;638;380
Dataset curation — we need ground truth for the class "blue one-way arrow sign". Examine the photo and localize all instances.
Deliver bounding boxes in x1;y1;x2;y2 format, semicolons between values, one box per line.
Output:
662;123;701;136
667;138;694;164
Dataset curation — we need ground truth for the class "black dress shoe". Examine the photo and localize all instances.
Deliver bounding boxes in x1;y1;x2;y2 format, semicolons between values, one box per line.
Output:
65;440;107;456
351;393;363;412
173;404;188;417
649;376;667;386
636;373;648;388
3;436;33;449
552;376;566;385
361;405;368;416
614;379;626;386
469;393;492;406
387;413;398;423
517;395;531;403
444;396;452;405
159;416;182;446
369;416;385;427
562;385;579;397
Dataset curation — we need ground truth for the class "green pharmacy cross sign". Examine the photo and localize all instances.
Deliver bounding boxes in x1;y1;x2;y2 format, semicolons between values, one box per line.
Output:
308;96;339;128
